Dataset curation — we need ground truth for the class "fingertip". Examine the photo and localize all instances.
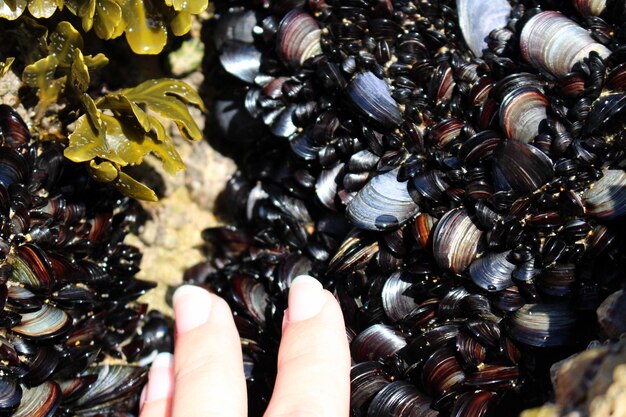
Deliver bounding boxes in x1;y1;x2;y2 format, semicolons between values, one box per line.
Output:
173;285;213;333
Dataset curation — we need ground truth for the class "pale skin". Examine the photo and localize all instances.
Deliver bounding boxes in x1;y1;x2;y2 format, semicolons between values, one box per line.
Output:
139;275;351;417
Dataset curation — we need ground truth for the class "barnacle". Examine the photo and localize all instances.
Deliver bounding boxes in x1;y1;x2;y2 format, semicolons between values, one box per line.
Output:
0;0;209;54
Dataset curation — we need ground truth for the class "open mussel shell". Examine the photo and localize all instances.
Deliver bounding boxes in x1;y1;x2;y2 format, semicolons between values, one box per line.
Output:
367;381;437;417
13;381;60;417
499;87;548;144
509;304;578;347
219;42;262;84
346;169;420;231
351;361;391;410
457;0;511;57
432;209;483;274
493;139;554;194
382;271;419;322
469;251;515;292
582;168;626;219
520;11;610;76
347;71;403;130
276;9;322;67
351;324;407;361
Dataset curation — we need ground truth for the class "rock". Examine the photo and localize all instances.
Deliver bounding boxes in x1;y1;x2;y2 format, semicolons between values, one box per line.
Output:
597;290;626;339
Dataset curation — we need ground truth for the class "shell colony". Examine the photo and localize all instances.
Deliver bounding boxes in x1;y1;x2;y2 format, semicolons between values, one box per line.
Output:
196;0;626;416
0;106;171;416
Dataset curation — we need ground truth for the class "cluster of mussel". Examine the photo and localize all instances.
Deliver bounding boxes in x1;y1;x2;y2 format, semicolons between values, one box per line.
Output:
0;105;171;416
194;0;626;416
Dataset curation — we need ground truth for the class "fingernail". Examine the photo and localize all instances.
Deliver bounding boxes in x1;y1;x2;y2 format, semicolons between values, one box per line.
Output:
173;285;212;333
287;275;325;322
139;385;148;412
282;309;289;332
145;352;174;404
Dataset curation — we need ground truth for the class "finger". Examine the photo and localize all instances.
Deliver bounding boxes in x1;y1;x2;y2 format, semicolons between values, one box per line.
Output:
264;275;351;417
171;285;247;417
139;352;175;417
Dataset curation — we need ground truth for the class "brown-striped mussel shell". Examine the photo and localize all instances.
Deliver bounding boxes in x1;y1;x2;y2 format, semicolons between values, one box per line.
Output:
0;105;158;416
203;1;626;416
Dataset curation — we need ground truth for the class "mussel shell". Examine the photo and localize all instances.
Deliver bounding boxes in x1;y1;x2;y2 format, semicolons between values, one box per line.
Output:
457;0;511;57
346;169;420;231
327;230;379;273
351;324;407;361
71;365;147;411
8;244;55;290
499;87;548;144
351;361;391;410
520;11;610;76
432;209;483;274
509;304;578;347
465;365;520;390
0;148;28;188
450;390;495;417
456;331;486;368
0;377;21;413
276;9;322;67
11;304;72;340
219;42;261;84
422;348;466;396
382;272;419;322
367;381;437;417
347;71;403;130
13;381;60;417
574;0;607;16
493;139;554;194
469;251;515;292
584;94;626;135
582;169;626;219
0;105;30;149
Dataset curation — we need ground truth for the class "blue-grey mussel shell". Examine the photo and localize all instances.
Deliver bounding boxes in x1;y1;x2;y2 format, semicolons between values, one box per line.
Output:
469;251;515;292
582;168;626;219
432;208;483;274
520;11;611;76
347;71;403;130
509;304;578;347
219;42;261;84
456;0;511;57
346;169;420;231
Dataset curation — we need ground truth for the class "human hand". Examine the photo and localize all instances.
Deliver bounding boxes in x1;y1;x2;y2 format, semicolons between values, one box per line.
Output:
139;275;351;417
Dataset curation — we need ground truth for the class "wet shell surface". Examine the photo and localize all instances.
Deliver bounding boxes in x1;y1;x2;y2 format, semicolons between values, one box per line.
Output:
203;1;626;416
346;169;420;231
520;11;611;76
